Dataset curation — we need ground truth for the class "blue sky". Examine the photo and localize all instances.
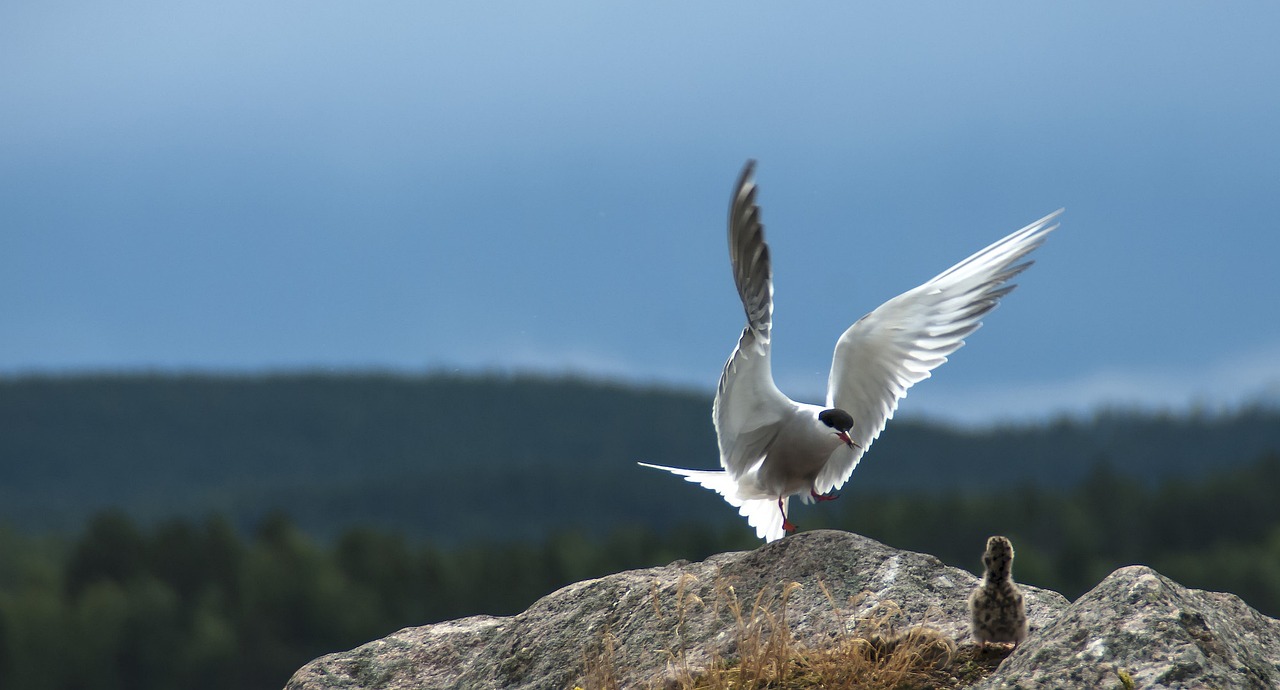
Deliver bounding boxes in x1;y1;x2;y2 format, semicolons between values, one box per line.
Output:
3;2;1279;424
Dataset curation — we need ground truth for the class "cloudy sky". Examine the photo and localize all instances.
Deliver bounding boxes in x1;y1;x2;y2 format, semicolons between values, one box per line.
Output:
4;2;1278;424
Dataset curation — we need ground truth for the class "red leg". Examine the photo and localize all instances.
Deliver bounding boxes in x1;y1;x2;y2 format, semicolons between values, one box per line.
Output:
778;498;797;533
810;488;839;502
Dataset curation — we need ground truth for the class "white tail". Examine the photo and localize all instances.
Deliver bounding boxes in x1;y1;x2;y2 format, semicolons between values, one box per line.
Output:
637;463;742;503
638;463;789;542
737;497;788;542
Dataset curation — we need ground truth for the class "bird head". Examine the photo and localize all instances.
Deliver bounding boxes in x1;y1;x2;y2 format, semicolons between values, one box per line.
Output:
818;408;859;449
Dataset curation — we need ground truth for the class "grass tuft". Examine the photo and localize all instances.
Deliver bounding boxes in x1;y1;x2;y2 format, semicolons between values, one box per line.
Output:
579;576;1015;690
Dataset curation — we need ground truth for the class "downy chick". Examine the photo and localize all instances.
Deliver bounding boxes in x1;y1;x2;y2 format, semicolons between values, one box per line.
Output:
969;535;1028;648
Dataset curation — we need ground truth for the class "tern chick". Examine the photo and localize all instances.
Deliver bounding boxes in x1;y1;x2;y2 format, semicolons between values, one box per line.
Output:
969;535;1028;648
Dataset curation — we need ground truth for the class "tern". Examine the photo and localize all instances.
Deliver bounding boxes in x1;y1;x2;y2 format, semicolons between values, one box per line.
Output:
640;160;1060;542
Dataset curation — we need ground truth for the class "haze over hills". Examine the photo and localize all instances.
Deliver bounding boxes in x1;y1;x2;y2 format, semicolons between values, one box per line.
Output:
3;372;1279;540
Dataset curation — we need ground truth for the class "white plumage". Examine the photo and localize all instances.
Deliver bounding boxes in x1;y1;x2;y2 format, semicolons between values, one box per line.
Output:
642;161;1060;541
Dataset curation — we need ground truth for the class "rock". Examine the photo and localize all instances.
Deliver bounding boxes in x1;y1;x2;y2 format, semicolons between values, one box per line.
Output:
975;565;1280;689
286;530;1067;689
285;531;1280;690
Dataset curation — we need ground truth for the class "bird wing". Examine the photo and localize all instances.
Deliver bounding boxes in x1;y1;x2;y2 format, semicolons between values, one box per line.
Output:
712;160;793;478
815;209;1062;494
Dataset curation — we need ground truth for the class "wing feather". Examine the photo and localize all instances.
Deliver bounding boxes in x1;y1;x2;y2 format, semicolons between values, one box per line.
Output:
712;160;791;478
815;209;1062;493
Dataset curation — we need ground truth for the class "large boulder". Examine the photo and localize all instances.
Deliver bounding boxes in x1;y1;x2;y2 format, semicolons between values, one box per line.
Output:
285;530;1280;689
286;530;1066;689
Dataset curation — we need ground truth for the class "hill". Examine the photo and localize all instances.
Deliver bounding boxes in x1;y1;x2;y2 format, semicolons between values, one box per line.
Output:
3;372;1279;539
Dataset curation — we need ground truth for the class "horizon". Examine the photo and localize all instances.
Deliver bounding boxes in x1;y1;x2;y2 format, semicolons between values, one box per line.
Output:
5;364;1278;429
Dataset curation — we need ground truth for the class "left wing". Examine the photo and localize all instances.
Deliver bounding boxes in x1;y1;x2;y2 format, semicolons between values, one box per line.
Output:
814;209;1061;494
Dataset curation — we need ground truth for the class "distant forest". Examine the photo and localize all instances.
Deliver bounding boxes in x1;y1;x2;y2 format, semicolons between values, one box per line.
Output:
3;373;1280;541
3;453;1280;690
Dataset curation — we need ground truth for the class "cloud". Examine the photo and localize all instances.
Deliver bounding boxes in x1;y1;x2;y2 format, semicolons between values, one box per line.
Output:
901;342;1280;426
426;339;1280;428
428;342;710;391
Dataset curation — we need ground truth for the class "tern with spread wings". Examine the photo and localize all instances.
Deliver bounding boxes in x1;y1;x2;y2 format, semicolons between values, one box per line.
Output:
640;160;1061;542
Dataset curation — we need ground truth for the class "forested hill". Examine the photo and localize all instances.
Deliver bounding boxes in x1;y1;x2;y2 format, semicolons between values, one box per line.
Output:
3;372;1278;540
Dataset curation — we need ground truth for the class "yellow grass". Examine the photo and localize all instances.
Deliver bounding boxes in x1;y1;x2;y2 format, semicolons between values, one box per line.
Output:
579;575;1009;690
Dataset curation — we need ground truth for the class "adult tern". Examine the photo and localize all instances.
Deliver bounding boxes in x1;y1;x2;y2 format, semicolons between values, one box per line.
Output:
640;160;1060;542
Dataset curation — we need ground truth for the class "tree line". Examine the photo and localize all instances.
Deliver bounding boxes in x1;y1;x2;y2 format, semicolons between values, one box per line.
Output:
3;452;1279;690
4;373;1280;541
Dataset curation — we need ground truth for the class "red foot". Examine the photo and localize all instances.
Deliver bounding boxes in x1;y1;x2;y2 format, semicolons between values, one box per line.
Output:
811;489;839;502
777;497;797;534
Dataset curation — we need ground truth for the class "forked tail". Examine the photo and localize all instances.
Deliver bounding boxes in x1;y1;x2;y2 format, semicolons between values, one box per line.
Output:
637;462;790;542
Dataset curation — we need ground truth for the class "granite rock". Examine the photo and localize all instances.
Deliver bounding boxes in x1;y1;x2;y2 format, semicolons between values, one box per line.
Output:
975;565;1280;689
286;530;1280;689
286;530;1065;689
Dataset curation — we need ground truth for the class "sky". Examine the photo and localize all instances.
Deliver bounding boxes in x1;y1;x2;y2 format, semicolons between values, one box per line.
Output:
3;2;1279;425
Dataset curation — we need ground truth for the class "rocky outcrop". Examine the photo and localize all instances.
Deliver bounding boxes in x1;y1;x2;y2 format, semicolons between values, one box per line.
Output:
285;530;1280;689
976;566;1280;689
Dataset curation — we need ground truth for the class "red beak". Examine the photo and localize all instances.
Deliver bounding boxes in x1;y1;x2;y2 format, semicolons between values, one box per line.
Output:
837;431;859;449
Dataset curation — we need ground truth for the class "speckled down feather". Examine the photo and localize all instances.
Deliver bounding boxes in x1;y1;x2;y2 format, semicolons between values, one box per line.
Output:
969;535;1028;645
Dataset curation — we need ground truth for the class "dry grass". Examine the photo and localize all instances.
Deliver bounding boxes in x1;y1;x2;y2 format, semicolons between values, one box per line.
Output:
577;576;1012;690
580;629;622;690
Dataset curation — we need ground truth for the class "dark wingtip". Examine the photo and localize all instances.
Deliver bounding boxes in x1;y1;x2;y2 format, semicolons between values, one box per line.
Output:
737;159;757;189
730;159;760;226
